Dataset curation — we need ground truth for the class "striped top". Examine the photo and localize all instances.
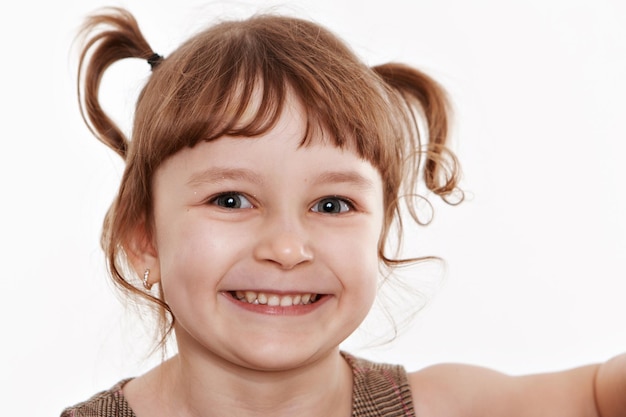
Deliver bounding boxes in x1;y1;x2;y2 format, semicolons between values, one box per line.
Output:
61;353;416;417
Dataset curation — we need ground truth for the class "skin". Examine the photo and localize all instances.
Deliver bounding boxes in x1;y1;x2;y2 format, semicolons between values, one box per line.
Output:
124;97;383;417
124;96;625;417
409;351;626;416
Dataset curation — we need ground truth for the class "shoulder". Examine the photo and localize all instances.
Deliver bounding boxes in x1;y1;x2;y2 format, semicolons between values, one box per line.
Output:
342;352;416;416
407;363;515;417
60;379;135;417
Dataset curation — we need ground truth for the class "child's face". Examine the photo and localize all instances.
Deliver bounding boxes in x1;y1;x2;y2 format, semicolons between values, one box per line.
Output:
147;97;384;371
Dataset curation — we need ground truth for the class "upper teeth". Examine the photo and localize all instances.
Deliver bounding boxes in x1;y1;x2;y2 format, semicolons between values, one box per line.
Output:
232;291;319;306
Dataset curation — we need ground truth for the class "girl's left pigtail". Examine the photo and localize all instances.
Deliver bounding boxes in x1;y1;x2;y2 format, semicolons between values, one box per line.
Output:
373;63;463;204
77;7;159;159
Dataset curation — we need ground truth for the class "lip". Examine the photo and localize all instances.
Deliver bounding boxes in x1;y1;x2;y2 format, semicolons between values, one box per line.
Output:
221;291;330;316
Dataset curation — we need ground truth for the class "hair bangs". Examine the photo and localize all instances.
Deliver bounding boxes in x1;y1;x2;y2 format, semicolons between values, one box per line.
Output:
131;15;396;177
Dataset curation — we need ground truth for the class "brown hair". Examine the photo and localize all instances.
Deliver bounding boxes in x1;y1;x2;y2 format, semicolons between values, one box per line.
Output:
77;7;462;349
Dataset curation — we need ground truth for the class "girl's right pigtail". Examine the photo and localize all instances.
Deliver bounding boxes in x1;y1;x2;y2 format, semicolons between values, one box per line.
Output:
77;7;159;159
373;63;463;205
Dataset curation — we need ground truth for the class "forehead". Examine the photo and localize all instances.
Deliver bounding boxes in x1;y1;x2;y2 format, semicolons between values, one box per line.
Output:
153;98;382;192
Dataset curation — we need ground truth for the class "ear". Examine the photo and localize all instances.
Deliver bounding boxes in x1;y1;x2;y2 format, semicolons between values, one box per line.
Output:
124;221;161;289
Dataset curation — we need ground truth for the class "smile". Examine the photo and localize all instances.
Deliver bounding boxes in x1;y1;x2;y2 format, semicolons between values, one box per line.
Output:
228;291;320;306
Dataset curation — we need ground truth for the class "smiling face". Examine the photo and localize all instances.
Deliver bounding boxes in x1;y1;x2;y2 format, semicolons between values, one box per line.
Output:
140;97;384;371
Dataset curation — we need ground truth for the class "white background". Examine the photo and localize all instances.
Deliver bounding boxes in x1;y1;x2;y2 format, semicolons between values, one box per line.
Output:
1;0;625;415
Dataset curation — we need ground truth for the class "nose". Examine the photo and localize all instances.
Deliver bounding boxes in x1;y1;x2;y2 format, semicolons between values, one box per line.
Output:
253;221;314;269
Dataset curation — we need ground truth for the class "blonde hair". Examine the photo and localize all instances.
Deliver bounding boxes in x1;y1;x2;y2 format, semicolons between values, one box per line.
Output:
77;7;462;349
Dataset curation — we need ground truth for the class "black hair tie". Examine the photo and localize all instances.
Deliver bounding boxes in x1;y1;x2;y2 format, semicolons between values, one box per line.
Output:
147;53;163;70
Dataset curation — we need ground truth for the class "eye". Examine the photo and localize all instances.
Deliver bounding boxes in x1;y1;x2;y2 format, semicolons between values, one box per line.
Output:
210;193;253;209
311;197;353;214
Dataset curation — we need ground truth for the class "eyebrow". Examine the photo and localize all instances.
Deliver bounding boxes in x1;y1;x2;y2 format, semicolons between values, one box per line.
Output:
312;171;376;191
187;167;263;186
187;167;374;190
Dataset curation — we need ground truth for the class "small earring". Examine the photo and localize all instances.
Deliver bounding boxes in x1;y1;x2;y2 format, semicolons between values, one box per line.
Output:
143;268;153;290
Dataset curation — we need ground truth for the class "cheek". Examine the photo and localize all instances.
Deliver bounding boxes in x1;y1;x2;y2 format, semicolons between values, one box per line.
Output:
317;221;381;294
356;219;384;303
334;238;379;328
153;215;247;296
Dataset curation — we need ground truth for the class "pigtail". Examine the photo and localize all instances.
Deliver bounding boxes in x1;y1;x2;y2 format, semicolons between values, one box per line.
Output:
77;8;174;355
373;63;463;205
77;7;158;159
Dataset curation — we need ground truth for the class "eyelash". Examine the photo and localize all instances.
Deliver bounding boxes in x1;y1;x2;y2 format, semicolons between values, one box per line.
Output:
208;193;355;214
209;192;254;209
310;196;354;214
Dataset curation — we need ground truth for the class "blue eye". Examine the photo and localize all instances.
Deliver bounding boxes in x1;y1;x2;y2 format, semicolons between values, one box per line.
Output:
211;193;253;209
312;197;352;214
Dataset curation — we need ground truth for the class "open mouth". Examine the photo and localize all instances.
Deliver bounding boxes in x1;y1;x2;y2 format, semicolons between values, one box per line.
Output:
228;291;322;307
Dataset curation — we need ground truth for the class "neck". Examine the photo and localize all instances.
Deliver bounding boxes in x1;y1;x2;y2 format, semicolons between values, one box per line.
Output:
149;341;353;417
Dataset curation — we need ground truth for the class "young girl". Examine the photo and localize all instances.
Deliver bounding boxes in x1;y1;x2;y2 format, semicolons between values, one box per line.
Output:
62;7;625;417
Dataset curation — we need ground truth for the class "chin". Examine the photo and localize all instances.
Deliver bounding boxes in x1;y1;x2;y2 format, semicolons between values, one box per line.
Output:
229;341;334;372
